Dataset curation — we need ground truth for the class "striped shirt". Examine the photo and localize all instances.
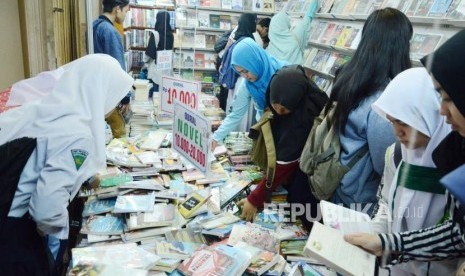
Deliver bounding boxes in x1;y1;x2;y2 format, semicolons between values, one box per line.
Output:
379;193;465;265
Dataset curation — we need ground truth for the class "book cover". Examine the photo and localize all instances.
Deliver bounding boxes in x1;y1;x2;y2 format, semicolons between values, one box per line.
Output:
319;0;335;13
343;27;360;48
328;24;344;46
155;240;203;260
414;0;436;16
71;243;160;270
186;10;198;27
381;0;402;8
319;23;336;44
309;22;328;42
80;215;124;235
447;0;465;19
199;212;241;229
204;53;216;69
428;0;453;16
263;0;275;12
219;15;232;30
210;0;221;7
304;222;376;276
200;0;210;6
195;34;207;49
197;11;210;28
405;0;423;16
304;48;319;67
222;0;233;9
418;34;443;57
113;192;155;213
263;255;287;276
227;223;280;253
165;228;208;244
232;0;245;9
126;203;176;230
234;241;280;275
209;14;221;28
177;245;245;275
275;222;309;241
253;0;264;11
335;26;353;48
352;0;371;14
82;198;116;217
322;52;338;74
329;54;351;76
205;34;217;49
280;239;307;256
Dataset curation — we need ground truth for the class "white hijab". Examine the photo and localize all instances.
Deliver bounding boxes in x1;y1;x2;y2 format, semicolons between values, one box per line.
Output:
0;54;133;174
372;67;451;232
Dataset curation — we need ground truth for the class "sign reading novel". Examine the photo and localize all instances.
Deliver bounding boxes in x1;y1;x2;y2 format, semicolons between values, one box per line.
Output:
173;103;211;174
161;76;200;114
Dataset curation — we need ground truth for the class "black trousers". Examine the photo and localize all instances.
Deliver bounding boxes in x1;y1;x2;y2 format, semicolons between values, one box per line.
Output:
0;217;56;276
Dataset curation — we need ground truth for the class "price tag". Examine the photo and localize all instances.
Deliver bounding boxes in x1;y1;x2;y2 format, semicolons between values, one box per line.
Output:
173;103;211;174
161;76;200;114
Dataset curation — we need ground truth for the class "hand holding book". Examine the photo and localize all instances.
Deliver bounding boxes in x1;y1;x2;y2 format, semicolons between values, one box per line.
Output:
343;233;383;256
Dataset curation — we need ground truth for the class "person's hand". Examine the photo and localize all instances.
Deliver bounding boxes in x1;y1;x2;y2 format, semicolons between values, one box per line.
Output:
344;233;383;256
120;103;130;115
211;139;218;151
306;0;319;18
237;198;257;222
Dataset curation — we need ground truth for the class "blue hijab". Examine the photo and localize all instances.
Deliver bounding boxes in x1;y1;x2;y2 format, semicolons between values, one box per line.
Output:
231;38;288;109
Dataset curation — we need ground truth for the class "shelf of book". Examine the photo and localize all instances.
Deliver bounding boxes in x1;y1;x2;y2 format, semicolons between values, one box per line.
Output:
174;67;216;71
174;47;215;52
307;67;334;80
130;3;175;10
307;41;354;56
125;26;156;31
177;5;275;16
175;26;228;33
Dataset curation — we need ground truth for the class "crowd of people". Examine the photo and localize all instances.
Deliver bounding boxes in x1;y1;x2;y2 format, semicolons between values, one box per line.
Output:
1;0;465;275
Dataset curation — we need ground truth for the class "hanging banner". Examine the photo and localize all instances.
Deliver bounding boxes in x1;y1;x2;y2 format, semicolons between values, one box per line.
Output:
161;76;200;114
173;103;211;174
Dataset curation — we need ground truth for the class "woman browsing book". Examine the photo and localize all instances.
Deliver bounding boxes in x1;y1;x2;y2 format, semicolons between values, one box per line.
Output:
344;29;465;268
370;67;456;275
238;65;328;221
0;55;133;275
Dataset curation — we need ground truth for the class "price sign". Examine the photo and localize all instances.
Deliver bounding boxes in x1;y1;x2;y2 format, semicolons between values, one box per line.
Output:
161;76;200;114
173;103;211;174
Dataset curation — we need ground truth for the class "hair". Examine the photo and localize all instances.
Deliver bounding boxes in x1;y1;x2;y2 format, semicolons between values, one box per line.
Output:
103;0;129;13
258;17;271;28
234;13;258;41
327;8;412;133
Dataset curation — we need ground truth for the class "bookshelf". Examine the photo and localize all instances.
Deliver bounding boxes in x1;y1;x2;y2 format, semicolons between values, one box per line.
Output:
123;2;176;74
299;0;465;93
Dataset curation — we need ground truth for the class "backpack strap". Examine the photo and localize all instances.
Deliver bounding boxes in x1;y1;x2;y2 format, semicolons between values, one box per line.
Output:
261;113;276;203
393;141;402;168
346;143;369;169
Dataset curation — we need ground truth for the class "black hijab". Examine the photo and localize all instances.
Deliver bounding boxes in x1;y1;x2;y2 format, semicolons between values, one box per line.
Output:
421;30;465;175
234;13;257;41
146;11;174;60
267;65;328;161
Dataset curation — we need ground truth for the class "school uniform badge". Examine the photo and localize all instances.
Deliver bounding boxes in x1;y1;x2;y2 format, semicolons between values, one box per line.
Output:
71;149;88;170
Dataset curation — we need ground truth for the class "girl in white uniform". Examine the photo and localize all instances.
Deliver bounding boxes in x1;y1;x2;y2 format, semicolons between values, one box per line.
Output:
371;67;457;275
0;54;133;275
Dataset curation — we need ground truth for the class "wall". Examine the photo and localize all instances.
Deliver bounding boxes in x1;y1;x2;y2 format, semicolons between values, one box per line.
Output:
0;1;24;90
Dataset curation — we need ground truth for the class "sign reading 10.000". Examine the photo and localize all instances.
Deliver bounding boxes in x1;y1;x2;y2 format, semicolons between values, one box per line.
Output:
161;76;201;114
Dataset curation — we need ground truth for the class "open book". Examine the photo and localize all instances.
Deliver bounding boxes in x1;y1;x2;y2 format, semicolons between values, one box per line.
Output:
304;222;376;276
320;200;373;234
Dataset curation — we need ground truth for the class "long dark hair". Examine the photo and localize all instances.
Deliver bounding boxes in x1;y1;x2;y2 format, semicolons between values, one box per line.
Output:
155;11;174;50
327;8;412;133
234;13;257;41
